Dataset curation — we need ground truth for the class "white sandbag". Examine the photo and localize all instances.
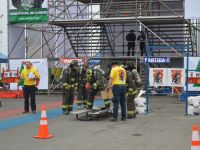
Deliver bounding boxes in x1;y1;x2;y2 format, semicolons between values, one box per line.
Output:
187;105;200;115
136;106;146;114
188;96;196;105
187;96;200;108
192;98;200;108
196;96;200;101
188;105;195;115
134;97;146;107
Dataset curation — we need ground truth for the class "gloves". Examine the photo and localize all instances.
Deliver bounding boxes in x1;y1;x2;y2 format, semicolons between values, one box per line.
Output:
74;83;78;90
137;82;142;87
92;83;98;89
127;88;137;95
63;83;70;89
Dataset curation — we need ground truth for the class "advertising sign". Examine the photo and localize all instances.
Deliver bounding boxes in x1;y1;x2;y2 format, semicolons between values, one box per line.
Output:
149;68;185;87
60;58;83;64
9;0;48;24
184;57;200;91
168;69;185;87
144;57;170;63
149;68;168;86
2;69;19;83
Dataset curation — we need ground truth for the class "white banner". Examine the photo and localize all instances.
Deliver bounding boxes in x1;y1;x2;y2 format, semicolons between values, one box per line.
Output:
9;59;48;90
184;57;200;91
149;68;168;86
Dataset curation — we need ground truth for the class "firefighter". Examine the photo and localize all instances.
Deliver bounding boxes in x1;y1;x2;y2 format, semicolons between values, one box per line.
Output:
125;63;142;119
61;60;79;115
77;62;89;109
85;68;107;109
126;70;137;119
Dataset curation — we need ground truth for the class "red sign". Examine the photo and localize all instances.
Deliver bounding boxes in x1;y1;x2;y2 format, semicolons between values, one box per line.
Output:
188;77;200;84
1;69;19;83
60;58;83;64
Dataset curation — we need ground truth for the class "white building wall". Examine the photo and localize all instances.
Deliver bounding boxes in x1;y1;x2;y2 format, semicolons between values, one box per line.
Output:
0;0;8;57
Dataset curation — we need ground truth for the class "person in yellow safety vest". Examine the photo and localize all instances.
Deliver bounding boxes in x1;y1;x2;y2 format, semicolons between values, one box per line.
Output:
61;60;79;115
85;68;108;109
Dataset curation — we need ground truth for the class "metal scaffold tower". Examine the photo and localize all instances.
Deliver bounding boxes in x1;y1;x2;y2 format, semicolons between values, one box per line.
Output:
9;0;200;107
10;0;199;60
47;0;199;59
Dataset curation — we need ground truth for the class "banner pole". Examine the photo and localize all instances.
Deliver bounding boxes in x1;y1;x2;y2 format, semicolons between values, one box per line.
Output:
146;45;150;114
25;24;27;59
185;45;189;116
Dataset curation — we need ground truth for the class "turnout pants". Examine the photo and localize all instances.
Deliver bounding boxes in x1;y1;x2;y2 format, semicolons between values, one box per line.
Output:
23;85;36;112
77;85;89;108
62;88;75;113
127;93;137;118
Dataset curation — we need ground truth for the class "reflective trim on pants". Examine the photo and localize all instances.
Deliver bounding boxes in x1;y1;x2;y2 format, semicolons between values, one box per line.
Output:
127;111;136;115
62;105;68;109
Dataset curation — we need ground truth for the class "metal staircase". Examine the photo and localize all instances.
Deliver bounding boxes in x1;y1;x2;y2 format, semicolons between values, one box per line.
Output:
145;22;198;56
64;25;114;57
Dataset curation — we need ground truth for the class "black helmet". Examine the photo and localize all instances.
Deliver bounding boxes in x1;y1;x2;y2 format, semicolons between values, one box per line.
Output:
110;61;119;67
70;60;79;66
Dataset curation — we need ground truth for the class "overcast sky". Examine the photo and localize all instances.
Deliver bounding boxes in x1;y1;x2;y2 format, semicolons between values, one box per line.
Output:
185;0;200;19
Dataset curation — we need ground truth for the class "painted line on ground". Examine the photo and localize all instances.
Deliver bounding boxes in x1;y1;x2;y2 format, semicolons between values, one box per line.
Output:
0;108;62;132
0;100;104;132
0;101;61;119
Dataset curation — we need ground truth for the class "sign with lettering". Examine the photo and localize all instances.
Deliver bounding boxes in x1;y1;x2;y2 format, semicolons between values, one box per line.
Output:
144;57;170;63
9;0;48;24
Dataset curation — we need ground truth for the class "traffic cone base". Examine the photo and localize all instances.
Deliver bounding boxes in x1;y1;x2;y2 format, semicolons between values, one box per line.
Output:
34;134;53;139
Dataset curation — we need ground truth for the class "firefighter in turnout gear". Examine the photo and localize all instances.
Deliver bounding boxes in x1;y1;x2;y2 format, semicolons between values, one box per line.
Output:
85;68;107;109
125;64;141;119
61;60;79;115
77;63;89;109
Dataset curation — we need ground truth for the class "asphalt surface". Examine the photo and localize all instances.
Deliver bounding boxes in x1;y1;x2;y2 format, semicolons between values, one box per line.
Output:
0;95;199;150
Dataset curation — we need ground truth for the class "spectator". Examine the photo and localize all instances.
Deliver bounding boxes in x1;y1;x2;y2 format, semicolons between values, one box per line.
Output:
21;61;40;114
137;31;146;56
126;30;136;56
108;61;127;122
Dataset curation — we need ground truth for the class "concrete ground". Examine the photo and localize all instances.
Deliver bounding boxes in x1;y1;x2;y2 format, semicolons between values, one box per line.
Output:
0;95;199;150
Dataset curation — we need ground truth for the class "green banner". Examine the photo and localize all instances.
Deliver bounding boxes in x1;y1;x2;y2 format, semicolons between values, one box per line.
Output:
9;8;48;24
193;60;200;87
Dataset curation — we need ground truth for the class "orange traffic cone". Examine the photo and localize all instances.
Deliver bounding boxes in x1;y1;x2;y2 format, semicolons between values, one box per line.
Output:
191;124;200;150
34;106;53;139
